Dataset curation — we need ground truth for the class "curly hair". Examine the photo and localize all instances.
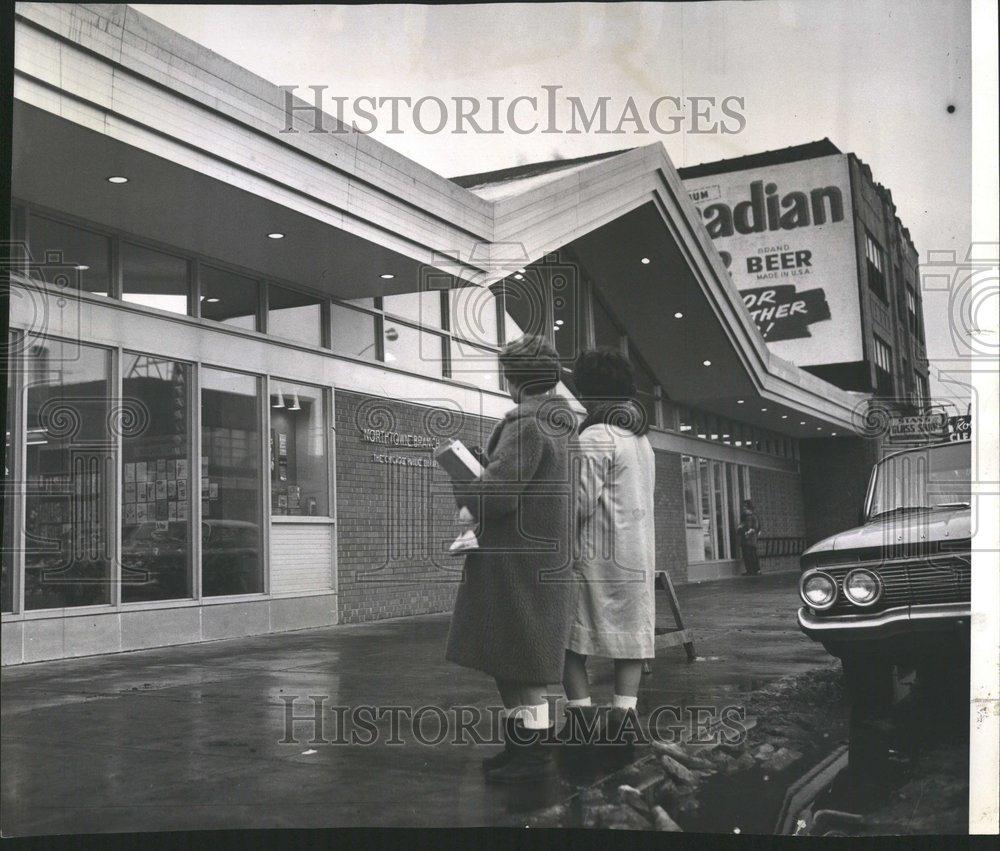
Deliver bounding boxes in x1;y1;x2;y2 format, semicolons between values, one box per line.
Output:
572;347;637;401
499;335;561;395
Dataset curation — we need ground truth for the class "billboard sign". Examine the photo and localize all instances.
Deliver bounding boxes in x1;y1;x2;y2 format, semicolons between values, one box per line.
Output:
683;154;862;366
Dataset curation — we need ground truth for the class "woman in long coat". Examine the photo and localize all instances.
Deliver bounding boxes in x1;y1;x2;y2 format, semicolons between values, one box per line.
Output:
560;347;656;747
446;335;576;783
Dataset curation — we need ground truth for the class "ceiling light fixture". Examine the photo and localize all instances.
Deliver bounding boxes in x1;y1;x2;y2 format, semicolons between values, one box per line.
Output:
380;273;394;280
702;360;712;366
514;273;523;280
640;257;651;265
674;312;683;319
272;391;285;409
781;415;788;419
289;392;301;412
761;408;768;412
736;400;744;404
107;176;128;184
267;232;285;240
75;265;90;271
799;421;806;426
205;297;220;303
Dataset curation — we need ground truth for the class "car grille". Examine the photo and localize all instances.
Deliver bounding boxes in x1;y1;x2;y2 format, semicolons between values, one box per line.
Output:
817;555;971;615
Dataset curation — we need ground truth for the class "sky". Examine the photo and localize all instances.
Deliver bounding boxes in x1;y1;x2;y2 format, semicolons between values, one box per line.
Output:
134;2;973;400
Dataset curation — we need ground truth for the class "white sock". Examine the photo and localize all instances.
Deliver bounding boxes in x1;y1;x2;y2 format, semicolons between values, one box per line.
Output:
518;702;550;730
566;697;592;708
613;694;638;710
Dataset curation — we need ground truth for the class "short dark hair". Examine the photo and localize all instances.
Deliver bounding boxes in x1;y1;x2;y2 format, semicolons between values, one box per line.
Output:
499;335;560;395
572;347;636;401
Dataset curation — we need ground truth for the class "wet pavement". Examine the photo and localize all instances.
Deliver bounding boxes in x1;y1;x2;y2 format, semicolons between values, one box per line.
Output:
1;570;835;835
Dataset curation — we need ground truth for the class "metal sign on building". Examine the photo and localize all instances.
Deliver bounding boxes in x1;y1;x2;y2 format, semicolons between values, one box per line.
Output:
682;153;862;368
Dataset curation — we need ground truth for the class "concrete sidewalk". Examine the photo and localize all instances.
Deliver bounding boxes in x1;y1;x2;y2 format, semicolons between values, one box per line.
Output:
1;571;831;835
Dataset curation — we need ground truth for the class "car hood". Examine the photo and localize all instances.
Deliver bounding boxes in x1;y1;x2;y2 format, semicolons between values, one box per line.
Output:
804;506;971;561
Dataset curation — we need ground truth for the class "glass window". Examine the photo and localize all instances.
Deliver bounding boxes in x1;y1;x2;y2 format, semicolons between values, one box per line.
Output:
24;337;113;609
381;290;443;328
681;455;716;563
2;340;15;612
122;241;190;315
121;354;193;603
269;380;329;517
27;214;111;296
592;293;621;350
201;266;259;330
712;461;730;559
865;231;887;302
267;284;323;346
450;340;501;392
500;280;546;343
331;302;378;360
382;323;445;378
450;286;499;347
201;368;263;596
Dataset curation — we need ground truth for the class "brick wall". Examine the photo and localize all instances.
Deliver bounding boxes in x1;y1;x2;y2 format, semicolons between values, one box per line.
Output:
748;466;807;574
652;449;689;587
799;436;879;546
334;390;496;624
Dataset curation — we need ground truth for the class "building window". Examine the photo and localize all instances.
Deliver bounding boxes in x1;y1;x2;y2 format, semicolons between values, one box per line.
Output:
873;335;894;396
381;290;444;329
122;241;191;315
269;380;329;517
914;372;930;408
331;301;378;360
23;337;114;610
382;322;446;378
121;354;194;603
450;340;502;392
682;455;749;564
449;286;499;348
266;283;323;347
905;284;920;336
200;266;260;330
200;368;264;596
2;338;17;612
865;231;887;302
27;214;111;296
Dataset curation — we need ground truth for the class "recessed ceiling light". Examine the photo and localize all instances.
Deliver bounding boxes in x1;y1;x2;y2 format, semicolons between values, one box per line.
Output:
267;232;284;239
831;432;838;436
702;360;711;366
736;399;744;404
514;273;523;280
674;312;683;319
206;297;220;303
640;257;651;265
781;415;788;419
107;176;128;184
552;324;560;331
760;408;768;412
75;265;90;271
799;421;806;426
380;273;394;280
816;427;822;431
517;268;526;273
555;319;564;326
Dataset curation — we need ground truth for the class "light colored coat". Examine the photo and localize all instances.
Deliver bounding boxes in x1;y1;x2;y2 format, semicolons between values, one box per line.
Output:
568;422;656;659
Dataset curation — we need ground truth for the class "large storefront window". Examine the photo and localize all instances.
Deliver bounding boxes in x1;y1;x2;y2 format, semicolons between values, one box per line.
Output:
269;380;328;516
200;266;260;330
120;354;194;603
122;241;190;315
682;455;750;564
2;343;15;612
267;284;323;346
24;338;114;609
201;368;263;596
382;291;443;328
450;286;499;348
331;302;378;360
450;340;501;392
28;214;111;296
383;323;445;378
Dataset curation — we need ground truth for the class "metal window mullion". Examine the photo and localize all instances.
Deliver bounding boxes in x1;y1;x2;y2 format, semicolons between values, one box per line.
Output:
191;362;203;601
261;375;271;596
110;345;123;608
11;333;26;614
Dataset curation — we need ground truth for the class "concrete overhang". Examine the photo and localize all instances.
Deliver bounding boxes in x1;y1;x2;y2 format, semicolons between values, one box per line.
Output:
12;2;866;436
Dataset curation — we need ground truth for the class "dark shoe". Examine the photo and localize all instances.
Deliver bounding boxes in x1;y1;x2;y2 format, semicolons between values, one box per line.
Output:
486;728;556;784
481;717;520;771
605;706;645;747
555;704;602;745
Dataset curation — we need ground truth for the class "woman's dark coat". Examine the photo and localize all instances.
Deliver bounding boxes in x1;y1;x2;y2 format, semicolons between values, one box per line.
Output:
445;394;576;683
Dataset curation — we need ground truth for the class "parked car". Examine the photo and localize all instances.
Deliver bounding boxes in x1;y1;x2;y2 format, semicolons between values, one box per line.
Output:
797;440;971;712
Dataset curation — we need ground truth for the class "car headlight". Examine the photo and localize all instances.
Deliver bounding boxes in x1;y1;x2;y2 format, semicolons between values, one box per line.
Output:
843;568;881;607
800;571;837;610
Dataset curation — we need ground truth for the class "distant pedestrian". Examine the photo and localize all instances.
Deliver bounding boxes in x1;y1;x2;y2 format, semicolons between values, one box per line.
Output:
737;499;761;576
559;347;656;749
445;335;576;784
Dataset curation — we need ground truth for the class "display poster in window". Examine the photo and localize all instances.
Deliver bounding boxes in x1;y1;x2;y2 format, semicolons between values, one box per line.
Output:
682;153;863;366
